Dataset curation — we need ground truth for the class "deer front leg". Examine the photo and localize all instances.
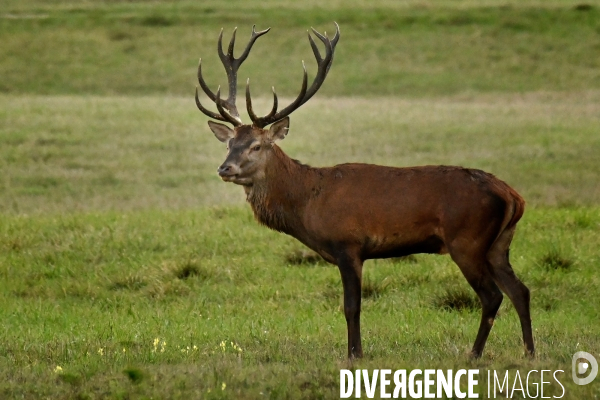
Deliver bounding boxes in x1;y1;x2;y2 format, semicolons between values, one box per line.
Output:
337;252;364;359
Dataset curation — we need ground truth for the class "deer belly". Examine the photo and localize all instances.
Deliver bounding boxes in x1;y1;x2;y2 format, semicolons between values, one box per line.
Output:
362;234;448;259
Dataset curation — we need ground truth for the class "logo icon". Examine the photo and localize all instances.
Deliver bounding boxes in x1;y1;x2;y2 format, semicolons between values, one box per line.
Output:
572;351;598;385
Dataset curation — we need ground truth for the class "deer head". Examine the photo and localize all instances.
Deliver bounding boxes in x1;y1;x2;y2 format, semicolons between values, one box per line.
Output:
195;23;340;186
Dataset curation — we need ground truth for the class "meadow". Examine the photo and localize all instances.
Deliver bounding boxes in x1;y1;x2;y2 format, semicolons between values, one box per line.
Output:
1;0;600;399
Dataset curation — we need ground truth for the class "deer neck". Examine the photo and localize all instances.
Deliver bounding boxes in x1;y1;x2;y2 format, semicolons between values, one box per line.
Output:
245;145;314;234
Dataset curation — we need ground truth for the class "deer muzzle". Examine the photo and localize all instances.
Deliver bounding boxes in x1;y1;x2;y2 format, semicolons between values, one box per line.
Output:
217;163;240;181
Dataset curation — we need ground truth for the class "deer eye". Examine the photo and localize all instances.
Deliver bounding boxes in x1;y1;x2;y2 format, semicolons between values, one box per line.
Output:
252;145;261;152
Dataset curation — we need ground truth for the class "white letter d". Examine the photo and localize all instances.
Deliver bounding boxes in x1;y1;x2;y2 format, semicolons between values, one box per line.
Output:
341;370;354;398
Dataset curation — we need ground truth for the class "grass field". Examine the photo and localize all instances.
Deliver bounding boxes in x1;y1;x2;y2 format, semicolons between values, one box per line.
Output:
1;0;600;399
1;1;600;97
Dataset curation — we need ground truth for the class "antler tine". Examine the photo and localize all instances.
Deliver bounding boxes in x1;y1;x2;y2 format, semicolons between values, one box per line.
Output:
247;23;340;128
331;21;341;47
235;25;271;67
196;57;231;122
215;86;243;127
195;86;227;122
264;86;279;121
227;27;237;60
246;79;259;122
307;33;323;63
247;80;280;127
197;58;217;102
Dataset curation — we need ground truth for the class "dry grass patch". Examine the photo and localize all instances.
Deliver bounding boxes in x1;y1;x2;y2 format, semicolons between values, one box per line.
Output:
362;276;393;299
285;249;325;266
109;274;146;291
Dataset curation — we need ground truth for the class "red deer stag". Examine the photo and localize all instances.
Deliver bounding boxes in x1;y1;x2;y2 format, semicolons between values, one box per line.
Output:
195;23;533;359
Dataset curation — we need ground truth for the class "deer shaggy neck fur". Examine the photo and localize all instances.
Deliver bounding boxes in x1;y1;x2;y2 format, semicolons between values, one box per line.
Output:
246;145;315;234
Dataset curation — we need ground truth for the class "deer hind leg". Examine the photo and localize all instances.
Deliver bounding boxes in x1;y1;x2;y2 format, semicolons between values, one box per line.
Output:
336;250;364;359
469;273;504;358
487;228;534;357
449;247;503;358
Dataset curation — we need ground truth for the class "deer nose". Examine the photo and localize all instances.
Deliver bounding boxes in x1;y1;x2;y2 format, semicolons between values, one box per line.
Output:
217;164;233;177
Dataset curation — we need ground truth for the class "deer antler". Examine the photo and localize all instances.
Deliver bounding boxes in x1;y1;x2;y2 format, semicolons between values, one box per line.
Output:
246;22;340;128
195;25;270;126
196;23;339;128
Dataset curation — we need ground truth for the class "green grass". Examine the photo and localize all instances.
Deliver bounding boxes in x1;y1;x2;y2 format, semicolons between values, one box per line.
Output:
1;92;599;213
1;208;599;398
2;0;600;398
1;1;600;96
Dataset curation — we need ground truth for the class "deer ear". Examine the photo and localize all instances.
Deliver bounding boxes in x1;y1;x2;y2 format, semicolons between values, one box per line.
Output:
268;117;290;142
208;121;234;143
